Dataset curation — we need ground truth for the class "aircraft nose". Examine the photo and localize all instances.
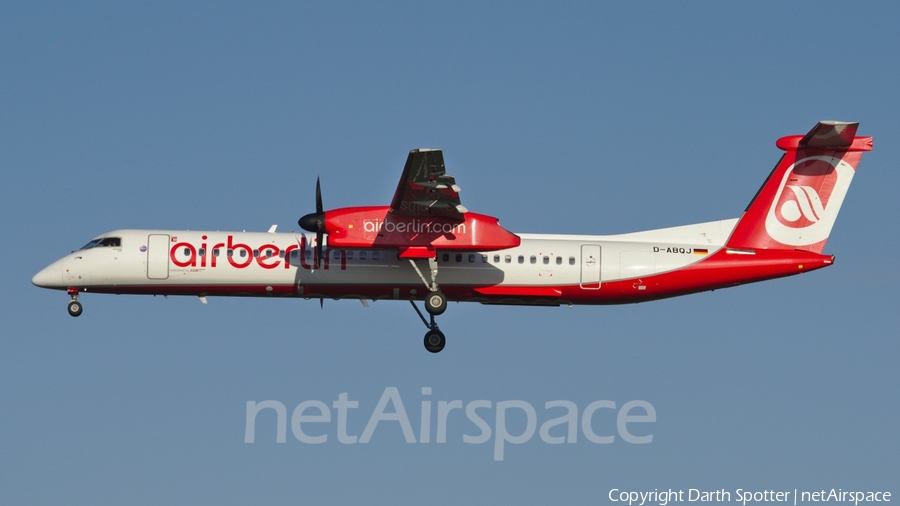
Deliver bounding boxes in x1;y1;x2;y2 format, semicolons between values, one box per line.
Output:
32;266;63;288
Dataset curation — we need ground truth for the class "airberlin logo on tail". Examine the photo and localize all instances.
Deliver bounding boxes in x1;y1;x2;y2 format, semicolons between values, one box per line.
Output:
781;185;826;224
764;156;855;247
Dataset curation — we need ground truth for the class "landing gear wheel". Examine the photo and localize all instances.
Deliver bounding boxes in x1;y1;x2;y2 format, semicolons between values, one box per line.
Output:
424;329;446;353
425;291;447;316
67;300;83;317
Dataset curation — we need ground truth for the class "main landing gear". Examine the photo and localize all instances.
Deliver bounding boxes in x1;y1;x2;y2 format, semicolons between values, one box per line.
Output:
425;290;447;315
411;298;446;353
408;258;448;353
67;289;82;317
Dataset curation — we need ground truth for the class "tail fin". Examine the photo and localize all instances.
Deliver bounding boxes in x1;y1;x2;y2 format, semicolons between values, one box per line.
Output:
726;121;872;253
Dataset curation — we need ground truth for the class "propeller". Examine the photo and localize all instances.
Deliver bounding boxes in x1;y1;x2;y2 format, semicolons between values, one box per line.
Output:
298;177;326;269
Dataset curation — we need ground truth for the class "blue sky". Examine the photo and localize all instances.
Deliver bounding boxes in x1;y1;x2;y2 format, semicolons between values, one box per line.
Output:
2;2;898;504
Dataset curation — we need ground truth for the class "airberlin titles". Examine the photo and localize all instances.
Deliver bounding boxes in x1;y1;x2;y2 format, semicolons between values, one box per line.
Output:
362;217;467;235
323;207;520;251
169;235;347;270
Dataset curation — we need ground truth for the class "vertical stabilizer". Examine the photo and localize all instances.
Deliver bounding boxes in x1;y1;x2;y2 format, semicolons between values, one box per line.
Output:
726;121;872;253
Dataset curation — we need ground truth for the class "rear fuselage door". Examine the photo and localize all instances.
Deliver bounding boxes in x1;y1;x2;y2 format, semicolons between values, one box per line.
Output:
580;244;601;289
147;234;170;280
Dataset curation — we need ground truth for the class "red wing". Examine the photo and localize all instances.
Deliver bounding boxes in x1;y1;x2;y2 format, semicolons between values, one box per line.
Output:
389;149;468;218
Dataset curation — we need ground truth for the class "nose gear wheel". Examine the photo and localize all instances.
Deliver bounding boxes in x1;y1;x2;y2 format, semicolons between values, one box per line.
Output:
67;300;83;317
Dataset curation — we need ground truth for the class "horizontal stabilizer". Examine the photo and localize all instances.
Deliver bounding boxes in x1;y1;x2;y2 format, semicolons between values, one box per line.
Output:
799;121;858;149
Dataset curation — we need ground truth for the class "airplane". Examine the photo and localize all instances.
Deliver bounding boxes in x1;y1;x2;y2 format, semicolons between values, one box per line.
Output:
32;121;871;353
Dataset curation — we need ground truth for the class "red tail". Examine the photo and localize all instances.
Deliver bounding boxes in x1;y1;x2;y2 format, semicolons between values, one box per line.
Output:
726;121;872;254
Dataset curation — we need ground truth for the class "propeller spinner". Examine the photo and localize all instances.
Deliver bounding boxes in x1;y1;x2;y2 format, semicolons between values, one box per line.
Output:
298;177;325;268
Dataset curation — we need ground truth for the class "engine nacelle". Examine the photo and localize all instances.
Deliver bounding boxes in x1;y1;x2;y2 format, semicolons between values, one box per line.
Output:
323;206;520;252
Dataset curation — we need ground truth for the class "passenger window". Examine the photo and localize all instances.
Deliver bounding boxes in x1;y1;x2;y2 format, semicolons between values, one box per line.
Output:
569;257;575;265
543;256;549;264
291;250;299;259
333;250;341;259
360;251;367;260
530;256;536;264
213;249;220;257
253;249;259;258
227;249;234;257
556;256;562;265
469;254;476;263
505;255;511;263
442;254;449;262
347;251;354;260
240;250;247;258
494;255;500;263
455;254;462;262
518;256;524;264
183;247;191;256
266;250;273;258
305;250;312;259
278;250;285;258
373;251;380;260
481;254;488;263
199;248;206;257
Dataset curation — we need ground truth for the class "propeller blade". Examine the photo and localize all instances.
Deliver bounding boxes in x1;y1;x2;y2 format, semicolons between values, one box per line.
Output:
316;230;324;269
316;177;323;268
315;176;323;214
298;176;327;268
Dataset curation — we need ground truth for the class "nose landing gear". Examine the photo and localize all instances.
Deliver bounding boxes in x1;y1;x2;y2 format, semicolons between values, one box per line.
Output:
67;289;82;317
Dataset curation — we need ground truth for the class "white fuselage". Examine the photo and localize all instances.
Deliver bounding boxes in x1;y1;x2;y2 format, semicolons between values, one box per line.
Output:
33;219;739;306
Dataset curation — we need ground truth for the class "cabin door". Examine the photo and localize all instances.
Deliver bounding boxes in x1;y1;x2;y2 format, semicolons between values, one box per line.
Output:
580;244;601;289
147;234;170;280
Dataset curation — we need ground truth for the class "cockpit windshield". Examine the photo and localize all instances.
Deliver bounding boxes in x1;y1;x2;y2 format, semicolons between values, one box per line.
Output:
79;237;121;250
